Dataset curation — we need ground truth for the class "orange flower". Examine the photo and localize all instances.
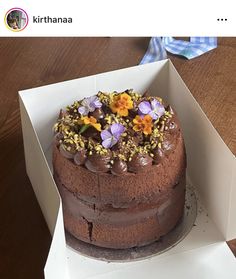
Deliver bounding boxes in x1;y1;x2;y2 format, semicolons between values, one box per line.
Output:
110;93;133;116
133;115;153;135
81;116;101;131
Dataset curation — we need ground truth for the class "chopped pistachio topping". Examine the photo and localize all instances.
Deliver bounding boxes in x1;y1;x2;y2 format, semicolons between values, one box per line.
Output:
53;90;176;160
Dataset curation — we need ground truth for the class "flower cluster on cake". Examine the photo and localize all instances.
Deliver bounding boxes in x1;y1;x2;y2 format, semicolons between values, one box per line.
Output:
54;89;178;175
53;90;186;249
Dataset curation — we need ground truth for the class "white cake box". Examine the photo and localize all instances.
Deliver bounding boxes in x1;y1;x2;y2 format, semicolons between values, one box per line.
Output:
19;60;236;279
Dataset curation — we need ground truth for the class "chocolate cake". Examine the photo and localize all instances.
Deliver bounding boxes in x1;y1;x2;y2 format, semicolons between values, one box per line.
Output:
53;90;186;249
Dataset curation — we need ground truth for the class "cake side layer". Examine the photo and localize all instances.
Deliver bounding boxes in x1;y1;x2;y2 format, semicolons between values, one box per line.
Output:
55;173;185;226
61;176;185;249
53;131;186;207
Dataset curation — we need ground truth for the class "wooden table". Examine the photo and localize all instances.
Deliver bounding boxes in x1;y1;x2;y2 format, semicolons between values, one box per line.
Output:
0;37;235;279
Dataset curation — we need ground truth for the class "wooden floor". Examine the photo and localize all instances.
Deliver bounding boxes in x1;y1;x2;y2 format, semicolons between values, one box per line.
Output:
0;37;235;279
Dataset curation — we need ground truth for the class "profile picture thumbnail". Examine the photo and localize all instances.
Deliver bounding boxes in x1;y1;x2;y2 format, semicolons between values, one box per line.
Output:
5;8;28;32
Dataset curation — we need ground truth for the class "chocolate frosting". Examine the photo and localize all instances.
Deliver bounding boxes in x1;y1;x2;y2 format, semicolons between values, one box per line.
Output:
85;153;111;173
128;153;153;173
167;120;178;131
90;108;105;120
59;144;75;159
74;149;87;166
82;127;100;140
153;148;165;164
111;159;127;175
53;131;186;206
132;133;143;145
55;94;183;176
54;132;64;147
162;137;175;153
165;117;179;134
162;134;176;154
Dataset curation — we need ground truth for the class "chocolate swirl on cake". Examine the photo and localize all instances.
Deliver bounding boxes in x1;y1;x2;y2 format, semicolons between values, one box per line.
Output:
73;149;87;166
111;159;127;175
85;153;111;173
128;153;153;173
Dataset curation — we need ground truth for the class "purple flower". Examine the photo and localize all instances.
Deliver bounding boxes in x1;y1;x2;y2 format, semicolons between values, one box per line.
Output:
138;99;165;120
101;123;125;148
78;95;102;116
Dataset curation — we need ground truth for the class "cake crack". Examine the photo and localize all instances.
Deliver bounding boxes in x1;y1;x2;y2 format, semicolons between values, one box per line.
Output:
88;221;93;242
82;216;93;242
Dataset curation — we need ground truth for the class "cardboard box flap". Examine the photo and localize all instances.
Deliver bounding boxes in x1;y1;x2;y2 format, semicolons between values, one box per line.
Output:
19;95;60;234
19;95;67;279
87;242;236;279
166;61;236;241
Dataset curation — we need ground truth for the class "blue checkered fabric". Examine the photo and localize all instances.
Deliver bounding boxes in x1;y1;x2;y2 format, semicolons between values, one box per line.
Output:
140;37;217;64
140;37;167;64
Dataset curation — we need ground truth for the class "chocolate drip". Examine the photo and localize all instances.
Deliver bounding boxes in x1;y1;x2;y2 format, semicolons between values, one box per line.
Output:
85;153;111;173
74;149;87;166
128;153;153;173
111;159;127;175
